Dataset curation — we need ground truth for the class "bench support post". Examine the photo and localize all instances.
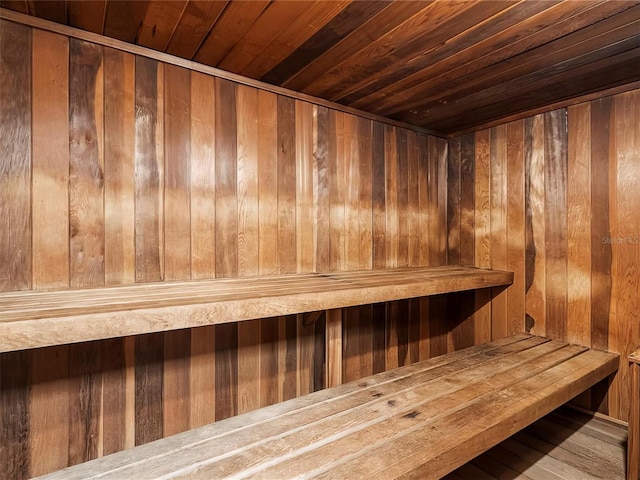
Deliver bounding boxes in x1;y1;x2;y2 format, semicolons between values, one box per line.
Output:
629;351;640;480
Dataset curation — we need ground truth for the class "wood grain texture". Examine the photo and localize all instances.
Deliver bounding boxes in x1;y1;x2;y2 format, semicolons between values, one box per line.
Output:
0;20;31;292
372;121;386;269
506;120;525;336
295;100;314;273
104;47;135;285
257;90;278;276
135;333;163;445
314;105;331;272
236;85;259;277
134;56;163;283
0;351;30;479
385;126;399;268
69;38;105;288
189;326;215;428
629;360;640;480
101;338;128;456
567;103;592;346
189;72;216;280
238;319;260;413
31;29;69;290
329;110;346;271
163;64;191;281
277;95;297;274
544;109;568;342
215;323;238;420
215;78;238;278
163;329;191;436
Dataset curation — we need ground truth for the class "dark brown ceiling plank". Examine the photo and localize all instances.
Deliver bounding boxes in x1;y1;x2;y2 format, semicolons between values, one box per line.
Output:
236;0;352;79
280;1;427;92
103;0;149;43
193;0;270;67
328;0;522;103
385;6;640;122
137;0;188;52
448;81;640;137
349;0;570;110
165;0;228;60
28;0;66;23
0;1;27;14
216;0;324;75
413;45;640;133
261;0;390;86
375;0;639;117
67;0;106;35
306;1;512;101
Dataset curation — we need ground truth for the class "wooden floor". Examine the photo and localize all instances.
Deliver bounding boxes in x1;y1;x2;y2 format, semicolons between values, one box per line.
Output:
446;406;628;480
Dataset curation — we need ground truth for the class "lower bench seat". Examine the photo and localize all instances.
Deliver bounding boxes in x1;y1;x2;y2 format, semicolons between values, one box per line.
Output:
39;334;618;480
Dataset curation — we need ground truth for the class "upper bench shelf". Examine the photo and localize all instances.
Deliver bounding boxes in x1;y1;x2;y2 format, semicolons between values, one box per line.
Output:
0;266;513;353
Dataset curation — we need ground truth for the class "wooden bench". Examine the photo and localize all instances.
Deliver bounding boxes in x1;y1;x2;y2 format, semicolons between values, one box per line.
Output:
0;266;512;352
37;334;618;479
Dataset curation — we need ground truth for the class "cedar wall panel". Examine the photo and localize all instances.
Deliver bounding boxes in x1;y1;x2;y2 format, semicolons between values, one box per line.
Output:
0;22;454;478
447;90;640;422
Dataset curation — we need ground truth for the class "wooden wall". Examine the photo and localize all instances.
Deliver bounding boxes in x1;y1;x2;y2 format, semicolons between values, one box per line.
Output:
447;90;640;422
0;20;463;479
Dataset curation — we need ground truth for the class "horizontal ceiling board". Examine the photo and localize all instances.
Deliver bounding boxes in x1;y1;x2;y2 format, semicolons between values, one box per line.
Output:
1;0;639;133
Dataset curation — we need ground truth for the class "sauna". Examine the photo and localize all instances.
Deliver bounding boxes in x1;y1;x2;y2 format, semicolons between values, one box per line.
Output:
0;2;639;479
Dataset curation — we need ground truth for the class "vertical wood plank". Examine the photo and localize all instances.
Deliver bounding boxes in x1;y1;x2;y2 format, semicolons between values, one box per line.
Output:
258;91;279;275
29;346;69;476
259;317;279;407
134;56;163;283
190;72;216;280
68;342;101;466
567;104;592;346
372;303;387;374
372;122;386;269
237;85;260;277
344;114;360;270
358;117;373;270
163;64;191;281
215;78;238;278
417;135;429;267
31;29;69;290
385;126;399;268
385;301;399;370
238;319;260;413
328;110;345;271
407;131;420;267
281;316;298;401
325;309;343;387
610;91;639;421
104;47;135;285
544;109;568;342
343;307;360;383
525;114;546;336
162;330;191;437
447;136;461;266
628;360;640;480
215;324;238;420
101;338;127;456
428;137;448;266
277;95;297;274
314;106;331;272
69;38;104;288
0;20;31;291
135;333;163;445
189;326;215;428
297;314;315;396
490;124;508;340
296;100;315;273
460;134;475;267
506;120;526;336
397;129;409;268
590;97;613;352
0;351;31;479
474;129;492;344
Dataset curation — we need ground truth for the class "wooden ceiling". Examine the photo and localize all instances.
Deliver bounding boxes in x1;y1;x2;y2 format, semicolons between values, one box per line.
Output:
2;0;640;135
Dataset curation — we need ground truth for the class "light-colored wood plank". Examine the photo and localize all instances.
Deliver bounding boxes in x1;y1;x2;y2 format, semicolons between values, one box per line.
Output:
189;326;215;429
31;29;69;290
296;100;315;273
189;71;216;280
567;103;592;347
236;84;259;277
629;358;640;480
238;319;260;414
326;309;343;388
104;47;135;286
257;90;278;275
